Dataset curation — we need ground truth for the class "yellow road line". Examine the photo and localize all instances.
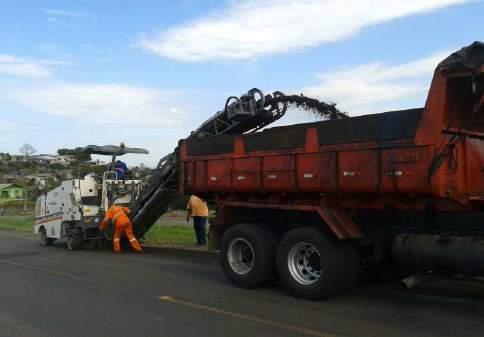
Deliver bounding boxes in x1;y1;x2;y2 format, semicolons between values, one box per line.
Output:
159;296;340;337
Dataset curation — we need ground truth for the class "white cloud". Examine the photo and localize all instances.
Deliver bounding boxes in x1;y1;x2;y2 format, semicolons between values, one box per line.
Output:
0;54;53;78
6;83;189;128
42;8;87;18
299;50;450;116
135;0;470;62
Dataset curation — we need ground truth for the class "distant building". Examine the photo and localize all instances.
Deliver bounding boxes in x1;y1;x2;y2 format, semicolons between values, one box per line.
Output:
0;184;25;200
30;154;76;166
57;155;76;164
29;154;52;165
0;174;17;184
87;159;107;166
22;173;55;184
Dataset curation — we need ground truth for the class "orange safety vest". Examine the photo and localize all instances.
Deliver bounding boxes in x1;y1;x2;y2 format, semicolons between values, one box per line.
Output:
100;205;131;229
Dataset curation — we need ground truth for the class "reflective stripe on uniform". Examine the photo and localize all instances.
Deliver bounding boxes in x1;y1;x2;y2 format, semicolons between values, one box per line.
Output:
112;212;125;221
129;238;136;242
114;238;120;242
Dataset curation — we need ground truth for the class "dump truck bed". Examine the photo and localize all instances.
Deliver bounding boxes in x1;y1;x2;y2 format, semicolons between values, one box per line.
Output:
179;42;484;212
180;109;425;191
180;107;483;212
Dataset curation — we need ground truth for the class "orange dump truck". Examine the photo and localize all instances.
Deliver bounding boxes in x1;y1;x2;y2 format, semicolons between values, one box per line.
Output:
177;42;484;299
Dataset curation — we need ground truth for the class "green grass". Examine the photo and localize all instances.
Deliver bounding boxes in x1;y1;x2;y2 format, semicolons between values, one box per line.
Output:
0;215;34;233
0;215;196;248
143;223;195;247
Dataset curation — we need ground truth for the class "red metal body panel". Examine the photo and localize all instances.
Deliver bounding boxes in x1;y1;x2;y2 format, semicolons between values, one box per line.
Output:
380;146;433;195
178;56;484;217
297;152;337;193
262;155;296;192
339;150;378;194
232;157;261;192
206;159;231;191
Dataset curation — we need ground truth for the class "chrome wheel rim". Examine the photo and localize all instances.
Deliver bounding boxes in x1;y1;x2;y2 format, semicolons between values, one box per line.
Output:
228;238;254;275
287;242;322;285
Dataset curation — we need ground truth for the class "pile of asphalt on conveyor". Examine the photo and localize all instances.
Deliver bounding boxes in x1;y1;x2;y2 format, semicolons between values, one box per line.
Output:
272;94;348;120
130;88;344;238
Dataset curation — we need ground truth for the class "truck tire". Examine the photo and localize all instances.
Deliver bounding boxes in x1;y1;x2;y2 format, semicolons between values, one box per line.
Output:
67;233;83;250
220;223;277;288
277;227;341;300
39;227;54;246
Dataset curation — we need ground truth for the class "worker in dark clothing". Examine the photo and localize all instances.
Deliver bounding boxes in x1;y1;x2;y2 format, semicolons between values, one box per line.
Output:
114;160;128;179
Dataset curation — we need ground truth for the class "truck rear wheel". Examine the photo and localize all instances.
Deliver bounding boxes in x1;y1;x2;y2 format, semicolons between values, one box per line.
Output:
39;227;54;246
277;227;358;300
67;233;83;250
220;223;276;288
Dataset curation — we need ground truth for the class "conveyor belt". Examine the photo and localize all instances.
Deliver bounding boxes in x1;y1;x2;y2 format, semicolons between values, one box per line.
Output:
130;88;345;237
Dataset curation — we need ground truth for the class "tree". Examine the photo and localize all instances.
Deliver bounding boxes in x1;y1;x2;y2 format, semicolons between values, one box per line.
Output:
19;143;36;158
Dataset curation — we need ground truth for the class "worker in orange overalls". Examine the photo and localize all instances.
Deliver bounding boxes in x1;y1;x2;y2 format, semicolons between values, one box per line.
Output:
100;202;143;253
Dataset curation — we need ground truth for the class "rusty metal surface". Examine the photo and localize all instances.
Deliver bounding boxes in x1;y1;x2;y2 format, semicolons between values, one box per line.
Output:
181;43;484;215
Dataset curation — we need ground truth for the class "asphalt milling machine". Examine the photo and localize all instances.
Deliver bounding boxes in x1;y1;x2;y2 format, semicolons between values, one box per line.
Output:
34;145;149;249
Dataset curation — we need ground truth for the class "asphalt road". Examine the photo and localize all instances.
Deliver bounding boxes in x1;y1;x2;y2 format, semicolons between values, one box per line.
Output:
1;232;484;337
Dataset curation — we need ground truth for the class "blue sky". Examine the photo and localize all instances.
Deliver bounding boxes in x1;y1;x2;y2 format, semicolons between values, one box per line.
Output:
0;0;482;166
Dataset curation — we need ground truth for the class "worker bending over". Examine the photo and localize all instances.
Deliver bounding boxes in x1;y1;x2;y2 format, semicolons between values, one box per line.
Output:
100;202;142;253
